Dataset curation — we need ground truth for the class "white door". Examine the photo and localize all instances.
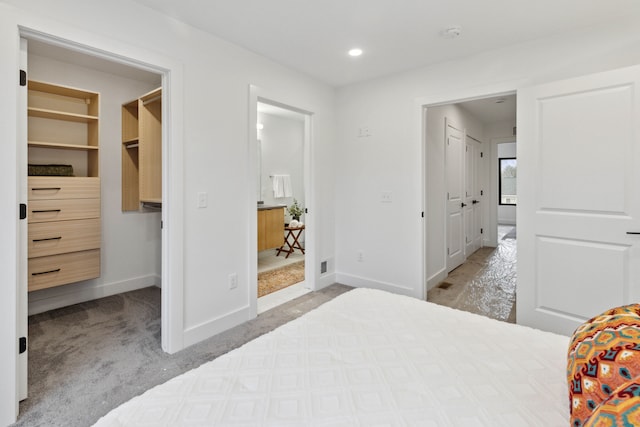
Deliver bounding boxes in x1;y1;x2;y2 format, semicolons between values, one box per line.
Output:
18;38;28;401
518;65;640;335
446;120;465;272
464;137;482;256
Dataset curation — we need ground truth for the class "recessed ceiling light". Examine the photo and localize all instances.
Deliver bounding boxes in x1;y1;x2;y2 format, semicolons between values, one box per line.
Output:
348;48;363;57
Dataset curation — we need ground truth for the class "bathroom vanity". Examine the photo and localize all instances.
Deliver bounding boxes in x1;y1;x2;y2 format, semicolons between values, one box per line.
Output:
257;205;285;251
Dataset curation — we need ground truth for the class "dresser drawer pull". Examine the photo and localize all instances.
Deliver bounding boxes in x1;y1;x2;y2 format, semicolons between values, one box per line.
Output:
32;187;62;191
32;236;62;242
32;209;61;213
32;268;61;276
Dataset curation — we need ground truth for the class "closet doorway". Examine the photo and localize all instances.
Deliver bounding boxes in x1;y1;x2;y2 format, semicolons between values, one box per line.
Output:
16;32;177;406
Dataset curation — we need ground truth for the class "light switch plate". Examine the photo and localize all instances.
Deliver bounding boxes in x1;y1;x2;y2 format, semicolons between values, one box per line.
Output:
197;192;208;208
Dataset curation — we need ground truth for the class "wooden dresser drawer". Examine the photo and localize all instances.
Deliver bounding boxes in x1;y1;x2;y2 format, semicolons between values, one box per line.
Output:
28;249;100;292
28;218;101;258
28;198;100;223
28;177;100;200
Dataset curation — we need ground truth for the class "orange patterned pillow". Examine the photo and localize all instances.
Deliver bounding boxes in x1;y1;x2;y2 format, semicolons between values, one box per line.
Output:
567;304;640;426
583;379;640;426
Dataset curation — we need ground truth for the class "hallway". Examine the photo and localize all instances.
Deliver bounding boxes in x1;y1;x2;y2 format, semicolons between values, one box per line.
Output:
427;225;517;323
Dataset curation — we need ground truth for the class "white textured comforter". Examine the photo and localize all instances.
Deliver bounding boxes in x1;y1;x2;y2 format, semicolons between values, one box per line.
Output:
94;288;569;426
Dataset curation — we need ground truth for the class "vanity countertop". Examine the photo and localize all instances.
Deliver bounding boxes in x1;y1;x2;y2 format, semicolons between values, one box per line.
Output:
258;204;286;211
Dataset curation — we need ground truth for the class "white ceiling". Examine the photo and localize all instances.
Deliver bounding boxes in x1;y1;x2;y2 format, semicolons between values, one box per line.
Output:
458;94;516;124
132;0;640;87
28;39;161;84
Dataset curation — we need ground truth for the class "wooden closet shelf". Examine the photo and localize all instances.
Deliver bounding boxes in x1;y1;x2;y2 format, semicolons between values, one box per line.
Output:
28;141;99;151
29;80;98;100
28;107;99;123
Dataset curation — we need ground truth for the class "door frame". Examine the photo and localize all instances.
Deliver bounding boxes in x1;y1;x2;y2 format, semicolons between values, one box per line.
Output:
419;81;523;298
248;85;315;317
6;24;186;423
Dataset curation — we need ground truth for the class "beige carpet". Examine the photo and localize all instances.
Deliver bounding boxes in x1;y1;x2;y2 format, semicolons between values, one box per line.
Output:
258;261;305;297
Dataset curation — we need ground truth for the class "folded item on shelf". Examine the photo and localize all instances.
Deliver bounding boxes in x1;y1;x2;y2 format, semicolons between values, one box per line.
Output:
28;164;74;176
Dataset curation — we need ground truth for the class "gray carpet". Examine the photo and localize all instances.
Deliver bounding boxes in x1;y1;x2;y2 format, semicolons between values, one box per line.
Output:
13;283;352;427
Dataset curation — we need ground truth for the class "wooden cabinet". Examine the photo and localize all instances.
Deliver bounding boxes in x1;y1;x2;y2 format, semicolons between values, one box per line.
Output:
27;177;101;291
27;80;101;292
258;208;285;251
122;87;162;211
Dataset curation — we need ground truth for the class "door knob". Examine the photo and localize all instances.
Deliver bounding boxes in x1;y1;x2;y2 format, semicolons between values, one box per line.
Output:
472;200;479;204
461;202;467;208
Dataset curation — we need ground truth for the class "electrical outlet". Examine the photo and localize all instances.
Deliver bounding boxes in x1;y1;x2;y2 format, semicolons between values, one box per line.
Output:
357;126;371;138
229;273;238;290
357;251;364;262
381;191;393;203
197;192;208;208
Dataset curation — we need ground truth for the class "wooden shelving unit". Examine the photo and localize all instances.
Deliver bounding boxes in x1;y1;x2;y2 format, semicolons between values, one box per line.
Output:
122;87;162;211
27;80;101;292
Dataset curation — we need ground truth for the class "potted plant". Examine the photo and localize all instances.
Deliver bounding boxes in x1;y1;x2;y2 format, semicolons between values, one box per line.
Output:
287;199;304;221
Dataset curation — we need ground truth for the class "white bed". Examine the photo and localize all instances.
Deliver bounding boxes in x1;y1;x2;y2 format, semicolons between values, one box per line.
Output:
93;288;569;426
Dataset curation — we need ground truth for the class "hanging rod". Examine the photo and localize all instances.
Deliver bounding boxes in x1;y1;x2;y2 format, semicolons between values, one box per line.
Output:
142;95;161;105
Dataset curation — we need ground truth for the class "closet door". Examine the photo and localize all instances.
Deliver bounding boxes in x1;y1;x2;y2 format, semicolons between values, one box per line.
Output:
517;65;640;335
446;120;465;272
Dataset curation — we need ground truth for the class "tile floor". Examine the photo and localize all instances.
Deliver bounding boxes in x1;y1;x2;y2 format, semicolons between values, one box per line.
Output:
427;224;517;323
258;248;305;273
257;282;311;314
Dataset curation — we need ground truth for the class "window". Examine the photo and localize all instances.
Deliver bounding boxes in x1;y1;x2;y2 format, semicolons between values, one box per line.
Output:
499;157;517;205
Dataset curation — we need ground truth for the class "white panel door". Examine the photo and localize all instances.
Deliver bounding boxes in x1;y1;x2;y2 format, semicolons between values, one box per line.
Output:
518;65;640;335
465;137;481;256
446;121;465;272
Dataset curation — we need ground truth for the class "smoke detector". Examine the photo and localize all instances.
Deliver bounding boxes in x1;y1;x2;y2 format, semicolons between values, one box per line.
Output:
441;26;462;39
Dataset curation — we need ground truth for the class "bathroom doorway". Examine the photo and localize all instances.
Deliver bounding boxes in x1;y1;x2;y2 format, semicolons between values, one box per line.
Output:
255;101;309;312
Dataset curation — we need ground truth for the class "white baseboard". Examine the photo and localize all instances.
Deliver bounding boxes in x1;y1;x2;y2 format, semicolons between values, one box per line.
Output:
483;237;497;247
314;273;336;291
184;272;337;349
334;272;416;298
28;275;160;315
426;268;447;291
183;305;252;349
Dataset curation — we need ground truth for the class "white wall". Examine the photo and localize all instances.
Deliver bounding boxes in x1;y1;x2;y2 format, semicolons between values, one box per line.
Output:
257;112;305;221
335;17;640;300
0;1;336;424
497;142;517;225
26;52;162;314
423;104;485;289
